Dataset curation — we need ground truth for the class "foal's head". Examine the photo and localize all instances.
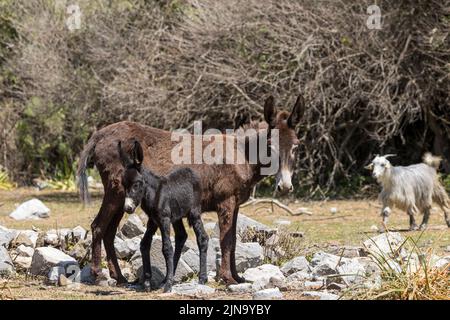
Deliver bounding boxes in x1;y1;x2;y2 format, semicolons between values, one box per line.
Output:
264;95;304;193
118;140;146;214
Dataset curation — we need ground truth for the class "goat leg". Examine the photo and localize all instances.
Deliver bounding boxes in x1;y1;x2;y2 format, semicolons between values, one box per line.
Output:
407;207;419;231
419;208;431;230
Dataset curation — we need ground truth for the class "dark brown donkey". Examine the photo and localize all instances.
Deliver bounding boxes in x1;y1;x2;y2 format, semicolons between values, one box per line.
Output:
77;95;305;285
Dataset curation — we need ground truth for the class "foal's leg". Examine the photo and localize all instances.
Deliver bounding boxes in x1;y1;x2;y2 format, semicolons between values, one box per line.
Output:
160;216;174;293
140;218;158;291
189;208;209;284
172;220;188;276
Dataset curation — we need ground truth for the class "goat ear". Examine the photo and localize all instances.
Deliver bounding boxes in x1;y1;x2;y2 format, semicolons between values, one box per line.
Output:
132;140;144;168
263;96;277;129
118;141;132;168
287;94;305;129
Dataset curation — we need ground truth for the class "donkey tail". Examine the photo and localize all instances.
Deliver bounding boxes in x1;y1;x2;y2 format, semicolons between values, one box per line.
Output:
77;136;97;205
423;152;442;170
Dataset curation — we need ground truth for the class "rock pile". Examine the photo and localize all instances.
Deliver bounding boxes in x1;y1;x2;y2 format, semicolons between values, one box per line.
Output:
1;203;449;300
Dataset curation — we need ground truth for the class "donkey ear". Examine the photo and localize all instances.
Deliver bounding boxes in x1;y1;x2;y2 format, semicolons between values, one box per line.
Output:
132;140;144;167
263;96;277;129
118;141;132;167
287;94;305;128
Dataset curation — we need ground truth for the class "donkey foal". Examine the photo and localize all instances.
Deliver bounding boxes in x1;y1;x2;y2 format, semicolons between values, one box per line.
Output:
366;153;450;231
119;140;208;292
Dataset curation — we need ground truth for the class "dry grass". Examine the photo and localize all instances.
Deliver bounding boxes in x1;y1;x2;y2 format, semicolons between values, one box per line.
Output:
345;234;450;300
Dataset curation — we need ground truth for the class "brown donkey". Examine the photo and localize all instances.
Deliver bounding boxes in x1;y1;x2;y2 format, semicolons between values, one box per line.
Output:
77;95;305;285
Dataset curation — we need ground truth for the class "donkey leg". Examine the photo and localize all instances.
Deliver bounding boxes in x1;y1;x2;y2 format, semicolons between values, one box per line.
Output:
160;217;174;293
217;198;237;285
141;219;158;291
230;207;245;283
103;210;127;284
90;188;121;281
172;220;188;276
189;209;209;284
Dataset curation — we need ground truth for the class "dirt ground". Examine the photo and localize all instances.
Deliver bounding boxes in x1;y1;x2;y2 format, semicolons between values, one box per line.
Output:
0;188;449;300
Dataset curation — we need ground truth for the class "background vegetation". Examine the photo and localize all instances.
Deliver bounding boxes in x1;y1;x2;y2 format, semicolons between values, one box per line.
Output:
0;0;449;198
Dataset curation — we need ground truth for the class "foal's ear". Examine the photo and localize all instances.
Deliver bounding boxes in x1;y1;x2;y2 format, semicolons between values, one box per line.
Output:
118;141;132;167
287;94;305;129
131;140;144;168
263;95;277;129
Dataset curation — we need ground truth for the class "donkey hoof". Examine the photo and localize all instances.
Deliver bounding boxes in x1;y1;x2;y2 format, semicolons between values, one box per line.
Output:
143;280;152;292
198;277;208;285
409;224;419;231
163;283;172;293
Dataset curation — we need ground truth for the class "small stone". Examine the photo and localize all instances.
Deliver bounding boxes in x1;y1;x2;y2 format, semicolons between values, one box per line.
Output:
72;226;87;241
10;232;34;248
228;283;253;293
274;220;291;226
120;214;146;239
13;256;32;270
327;282;347;291
16;244;34;257
336;258;366;286
171;281;215;296
0;226;17;248
9;199;50;220
242;264;284;283
181;249;200;273
304;280;325;290
286;271;315;282
58;274;72;286
281;256;310;275
363;232;406;259
0;246;15;277
30;247;78;276
310;251;344;276
115;236;141;260
330;207;338;214
252;288;283;300
303;291;339;300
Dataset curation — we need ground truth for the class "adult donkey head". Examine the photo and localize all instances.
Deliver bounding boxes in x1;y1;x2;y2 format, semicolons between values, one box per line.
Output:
264;95;305;193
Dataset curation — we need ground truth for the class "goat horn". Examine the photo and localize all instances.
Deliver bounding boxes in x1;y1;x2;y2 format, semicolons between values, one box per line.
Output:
384;154;397;159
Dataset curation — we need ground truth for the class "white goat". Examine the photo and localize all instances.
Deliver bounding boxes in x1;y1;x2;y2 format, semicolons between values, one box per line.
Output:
366;153;450;231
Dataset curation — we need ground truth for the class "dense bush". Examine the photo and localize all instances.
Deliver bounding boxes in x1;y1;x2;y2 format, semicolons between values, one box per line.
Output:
0;0;449;197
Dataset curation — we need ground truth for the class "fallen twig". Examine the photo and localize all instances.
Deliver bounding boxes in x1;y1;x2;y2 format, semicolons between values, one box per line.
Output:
240;198;312;216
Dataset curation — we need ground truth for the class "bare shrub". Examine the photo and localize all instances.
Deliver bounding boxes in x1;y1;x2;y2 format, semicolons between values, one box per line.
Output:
1;0;449;194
